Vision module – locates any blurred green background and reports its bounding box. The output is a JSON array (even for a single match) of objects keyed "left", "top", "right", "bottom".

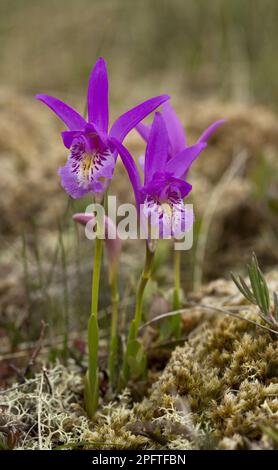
[{"left": 1, "top": 0, "right": 278, "bottom": 106}]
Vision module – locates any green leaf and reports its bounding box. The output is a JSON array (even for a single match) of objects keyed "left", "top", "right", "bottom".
[
  {"left": 159, "top": 314, "right": 181, "bottom": 341},
  {"left": 231, "top": 273, "right": 256, "bottom": 304},
  {"left": 273, "top": 293, "right": 278, "bottom": 321},
  {"left": 258, "top": 267, "right": 270, "bottom": 313},
  {"left": 88, "top": 315, "right": 99, "bottom": 379},
  {"left": 249, "top": 254, "right": 270, "bottom": 317},
  {"left": 86, "top": 315, "right": 99, "bottom": 417},
  {"left": 261, "top": 424, "right": 278, "bottom": 445},
  {"left": 248, "top": 261, "right": 261, "bottom": 306},
  {"left": 84, "top": 370, "right": 99, "bottom": 419},
  {"left": 122, "top": 320, "right": 140, "bottom": 384},
  {"left": 231, "top": 254, "right": 278, "bottom": 333},
  {"left": 127, "top": 339, "right": 147, "bottom": 379}
]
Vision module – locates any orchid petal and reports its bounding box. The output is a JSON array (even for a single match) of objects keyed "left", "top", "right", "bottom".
[
  {"left": 162, "top": 102, "right": 186, "bottom": 155},
  {"left": 138, "top": 154, "right": 145, "bottom": 171},
  {"left": 167, "top": 176, "right": 192, "bottom": 199},
  {"left": 61, "top": 130, "right": 82, "bottom": 149},
  {"left": 136, "top": 122, "right": 151, "bottom": 142},
  {"left": 197, "top": 119, "right": 226, "bottom": 144},
  {"left": 110, "top": 138, "right": 142, "bottom": 209},
  {"left": 145, "top": 112, "right": 168, "bottom": 183},
  {"left": 73, "top": 212, "right": 119, "bottom": 242},
  {"left": 87, "top": 57, "right": 109, "bottom": 133},
  {"left": 73, "top": 213, "right": 96, "bottom": 226},
  {"left": 36, "top": 94, "right": 86, "bottom": 130},
  {"left": 83, "top": 122, "right": 109, "bottom": 150},
  {"left": 109, "top": 94, "right": 170, "bottom": 143},
  {"left": 165, "top": 143, "right": 207, "bottom": 178},
  {"left": 61, "top": 122, "right": 107, "bottom": 150}
]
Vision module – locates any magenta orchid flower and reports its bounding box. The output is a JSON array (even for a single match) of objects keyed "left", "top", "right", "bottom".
[
  {"left": 136, "top": 102, "right": 225, "bottom": 176},
  {"left": 36, "top": 58, "right": 169, "bottom": 198},
  {"left": 111, "top": 112, "right": 205, "bottom": 238}
]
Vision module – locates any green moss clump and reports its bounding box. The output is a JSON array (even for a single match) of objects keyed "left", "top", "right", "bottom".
[{"left": 141, "top": 313, "right": 278, "bottom": 449}]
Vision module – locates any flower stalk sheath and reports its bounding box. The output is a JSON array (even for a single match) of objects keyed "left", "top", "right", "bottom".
[
  {"left": 173, "top": 248, "right": 181, "bottom": 310},
  {"left": 85, "top": 234, "right": 103, "bottom": 418},
  {"left": 172, "top": 248, "right": 182, "bottom": 335},
  {"left": 121, "top": 242, "right": 155, "bottom": 388},
  {"left": 108, "top": 271, "right": 120, "bottom": 388},
  {"left": 73, "top": 212, "right": 122, "bottom": 391}
]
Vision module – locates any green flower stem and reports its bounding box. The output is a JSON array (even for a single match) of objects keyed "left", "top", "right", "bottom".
[
  {"left": 121, "top": 242, "right": 155, "bottom": 387},
  {"left": 85, "top": 235, "right": 103, "bottom": 418},
  {"left": 173, "top": 248, "right": 181, "bottom": 310},
  {"left": 108, "top": 272, "right": 119, "bottom": 388}
]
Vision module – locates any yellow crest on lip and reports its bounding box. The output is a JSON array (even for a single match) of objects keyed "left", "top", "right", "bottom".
[
  {"left": 160, "top": 202, "right": 172, "bottom": 217},
  {"left": 78, "top": 153, "right": 93, "bottom": 187}
]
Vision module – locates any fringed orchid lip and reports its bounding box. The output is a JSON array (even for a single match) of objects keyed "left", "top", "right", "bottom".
[
  {"left": 141, "top": 176, "right": 193, "bottom": 238},
  {"left": 142, "top": 194, "right": 190, "bottom": 239},
  {"left": 36, "top": 57, "right": 170, "bottom": 199},
  {"left": 60, "top": 134, "right": 115, "bottom": 196}
]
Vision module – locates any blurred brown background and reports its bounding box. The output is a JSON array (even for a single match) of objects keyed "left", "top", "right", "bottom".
[{"left": 1, "top": 0, "right": 278, "bottom": 106}]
